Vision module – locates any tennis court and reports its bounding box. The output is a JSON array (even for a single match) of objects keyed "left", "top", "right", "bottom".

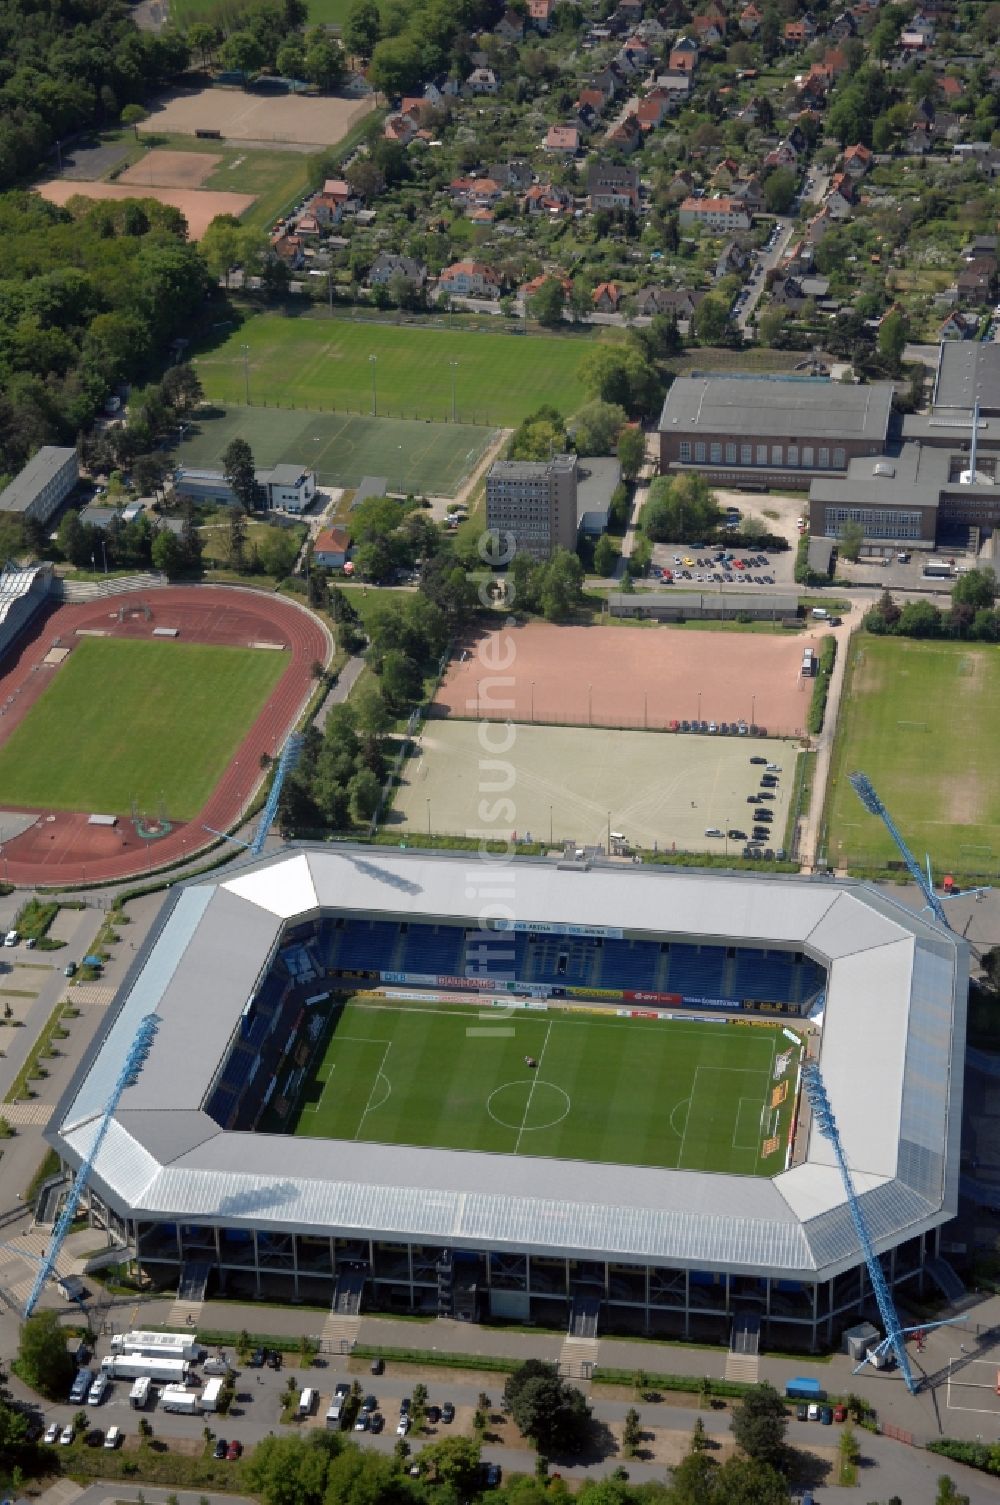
[{"left": 177, "top": 405, "right": 495, "bottom": 496}]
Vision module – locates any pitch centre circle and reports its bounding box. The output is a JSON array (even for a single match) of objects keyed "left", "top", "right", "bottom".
[{"left": 487, "top": 1079, "right": 570, "bottom": 1132}]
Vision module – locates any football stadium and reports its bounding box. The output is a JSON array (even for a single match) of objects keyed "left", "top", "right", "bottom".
[{"left": 49, "top": 846, "right": 967, "bottom": 1351}]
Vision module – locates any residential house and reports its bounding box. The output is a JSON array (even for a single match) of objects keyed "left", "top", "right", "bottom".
[
  {"left": 714, "top": 239, "right": 751, "bottom": 280},
  {"left": 841, "top": 143, "right": 873, "bottom": 177},
  {"left": 678, "top": 196, "right": 752, "bottom": 232},
  {"left": 384, "top": 113, "right": 417, "bottom": 146},
  {"left": 825, "top": 173, "right": 856, "bottom": 217},
  {"left": 771, "top": 273, "right": 831, "bottom": 308},
  {"left": 588, "top": 161, "right": 640, "bottom": 210},
  {"left": 523, "top": 181, "right": 574, "bottom": 215},
  {"left": 939, "top": 74, "right": 964, "bottom": 102},
  {"left": 592, "top": 65, "right": 623, "bottom": 100},
  {"left": 466, "top": 66, "right": 499, "bottom": 95},
  {"left": 592, "top": 282, "right": 621, "bottom": 312},
  {"left": 764, "top": 139, "right": 800, "bottom": 170},
  {"left": 784, "top": 16, "right": 816, "bottom": 46},
  {"left": 635, "top": 88, "right": 671, "bottom": 130},
  {"left": 804, "top": 205, "right": 835, "bottom": 244},
  {"left": 575, "top": 86, "right": 608, "bottom": 117},
  {"left": 313, "top": 526, "right": 350, "bottom": 569},
  {"left": 312, "top": 193, "right": 347, "bottom": 227},
  {"left": 939, "top": 309, "right": 980, "bottom": 340},
  {"left": 495, "top": 9, "right": 524, "bottom": 41},
  {"left": 528, "top": 0, "right": 555, "bottom": 31},
  {"left": 956, "top": 257, "right": 996, "bottom": 305},
  {"left": 733, "top": 175, "right": 765, "bottom": 213},
  {"left": 739, "top": 2, "right": 763, "bottom": 35},
  {"left": 901, "top": 18, "right": 934, "bottom": 49},
  {"left": 270, "top": 232, "right": 304, "bottom": 269},
  {"left": 621, "top": 35, "right": 653, "bottom": 65},
  {"left": 520, "top": 272, "right": 572, "bottom": 300},
  {"left": 438, "top": 260, "right": 502, "bottom": 298},
  {"left": 543, "top": 125, "right": 580, "bottom": 153},
  {"left": 368, "top": 253, "right": 427, "bottom": 289},
  {"left": 450, "top": 176, "right": 504, "bottom": 209},
  {"left": 490, "top": 161, "right": 533, "bottom": 191},
  {"left": 691, "top": 14, "right": 723, "bottom": 45},
  {"left": 829, "top": 9, "right": 857, "bottom": 39},
  {"left": 322, "top": 177, "right": 352, "bottom": 205},
  {"left": 606, "top": 115, "right": 643, "bottom": 153},
  {"left": 295, "top": 211, "right": 320, "bottom": 236},
  {"left": 635, "top": 285, "right": 704, "bottom": 319},
  {"left": 656, "top": 68, "right": 693, "bottom": 97},
  {"left": 668, "top": 36, "right": 699, "bottom": 71}
]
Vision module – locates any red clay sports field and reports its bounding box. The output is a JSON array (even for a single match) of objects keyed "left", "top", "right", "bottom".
[{"left": 0, "top": 585, "right": 329, "bottom": 887}]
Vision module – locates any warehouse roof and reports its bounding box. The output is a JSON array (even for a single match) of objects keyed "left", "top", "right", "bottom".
[
  {"left": 50, "top": 848, "right": 966, "bottom": 1282},
  {"left": 934, "top": 341, "right": 1000, "bottom": 413},
  {"left": 658, "top": 375, "right": 894, "bottom": 443}
]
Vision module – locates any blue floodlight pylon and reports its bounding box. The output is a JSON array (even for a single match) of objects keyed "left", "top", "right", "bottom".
[
  {"left": 801, "top": 1060, "right": 918, "bottom": 1394},
  {"left": 249, "top": 732, "right": 302, "bottom": 855},
  {"left": 23, "top": 1013, "right": 159, "bottom": 1317},
  {"left": 849, "top": 771, "right": 950, "bottom": 928}
]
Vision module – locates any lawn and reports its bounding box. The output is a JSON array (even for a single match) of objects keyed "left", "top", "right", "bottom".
[
  {"left": 278, "top": 998, "right": 798, "bottom": 1175},
  {"left": 824, "top": 635, "right": 1000, "bottom": 875},
  {"left": 193, "top": 313, "right": 596, "bottom": 427},
  {"left": 177, "top": 405, "right": 493, "bottom": 495},
  {"left": 0, "top": 638, "right": 285, "bottom": 820}
]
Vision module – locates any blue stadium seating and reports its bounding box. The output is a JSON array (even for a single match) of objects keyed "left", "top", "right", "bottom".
[{"left": 665, "top": 944, "right": 727, "bottom": 996}]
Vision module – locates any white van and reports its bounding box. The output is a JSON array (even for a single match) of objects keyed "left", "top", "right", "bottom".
[
  {"left": 299, "top": 1387, "right": 316, "bottom": 1418},
  {"left": 3, "top": 930, "right": 17, "bottom": 947},
  {"left": 203, "top": 1356, "right": 231, "bottom": 1376},
  {"left": 810, "top": 607, "right": 828, "bottom": 620}
]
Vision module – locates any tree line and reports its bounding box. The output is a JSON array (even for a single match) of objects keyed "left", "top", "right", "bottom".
[{"left": 863, "top": 570, "right": 1000, "bottom": 641}]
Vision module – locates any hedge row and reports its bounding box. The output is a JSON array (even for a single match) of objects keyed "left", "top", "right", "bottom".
[
  {"left": 593, "top": 1367, "right": 755, "bottom": 1399},
  {"left": 927, "top": 1439, "right": 1000, "bottom": 1476},
  {"left": 806, "top": 636, "right": 837, "bottom": 735}
]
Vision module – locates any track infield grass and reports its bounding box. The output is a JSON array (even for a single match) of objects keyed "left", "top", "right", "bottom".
[
  {"left": 825, "top": 635, "right": 1000, "bottom": 874},
  {"left": 279, "top": 998, "right": 797, "bottom": 1174},
  {"left": 193, "top": 313, "right": 598, "bottom": 426},
  {"left": 0, "top": 638, "right": 285, "bottom": 819},
  {"left": 178, "top": 405, "right": 494, "bottom": 495}
]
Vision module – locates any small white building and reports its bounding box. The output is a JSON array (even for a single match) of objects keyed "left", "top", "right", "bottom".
[{"left": 259, "top": 465, "right": 316, "bottom": 513}]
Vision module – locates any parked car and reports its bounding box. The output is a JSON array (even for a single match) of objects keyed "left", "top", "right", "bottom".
[
  {"left": 819, "top": 1406, "right": 833, "bottom": 1425},
  {"left": 370, "top": 1357, "right": 384, "bottom": 1375},
  {"left": 795, "top": 1404, "right": 808, "bottom": 1422},
  {"left": 59, "top": 1425, "right": 74, "bottom": 1446},
  {"left": 369, "top": 1413, "right": 385, "bottom": 1434},
  {"left": 213, "top": 1439, "right": 229, "bottom": 1459},
  {"left": 832, "top": 1404, "right": 846, "bottom": 1423},
  {"left": 104, "top": 1426, "right": 121, "bottom": 1449},
  {"left": 44, "top": 1423, "right": 59, "bottom": 1445},
  {"left": 227, "top": 1440, "right": 243, "bottom": 1460},
  {"left": 396, "top": 1416, "right": 411, "bottom": 1437},
  {"left": 441, "top": 1401, "right": 455, "bottom": 1424},
  {"left": 249, "top": 1349, "right": 265, "bottom": 1368}
]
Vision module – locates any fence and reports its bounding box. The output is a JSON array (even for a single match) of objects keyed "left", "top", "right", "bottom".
[
  {"left": 371, "top": 647, "right": 452, "bottom": 837},
  {"left": 429, "top": 708, "right": 808, "bottom": 741}
]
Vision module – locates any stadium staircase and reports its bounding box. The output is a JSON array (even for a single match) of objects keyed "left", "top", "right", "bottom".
[
  {"left": 925, "top": 1255, "right": 966, "bottom": 1306},
  {"left": 55, "top": 571, "right": 168, "bottom": 603},
  {"left": 725, "top": 1313, "right": 761, "bottom": 1383},
  {"left": 178, "top": 1259, "right": 211, "bottom": 1304},
  {"left": 332, "top": 1268, "right": 367, "bottom": 1316},
  {"left": 560, "top": 1293, "right": 600, "bottom": 1381}
]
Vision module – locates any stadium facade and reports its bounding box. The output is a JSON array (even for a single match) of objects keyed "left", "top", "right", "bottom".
[{"left": 49, "top": 847, "right": 967, "bottom": 1351}]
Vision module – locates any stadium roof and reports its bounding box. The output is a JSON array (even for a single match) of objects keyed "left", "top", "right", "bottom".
[
  {"left": 49, "top": 849, "right": 966, "bottom": 1282},
  {"left": 658, "top": 375, "right": 894, "bottom": 444}
]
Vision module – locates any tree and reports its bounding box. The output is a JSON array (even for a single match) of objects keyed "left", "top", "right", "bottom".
[
  {"left": 17, "top": 1311, "right": 74, "bottom": 1398},
  {"left": 380, "top": 649, "right": 422, "bottom": 708},
  {"left": 898, "top": 599, "right": 941, "bottom": 637},
  {"left": 503, "top": 1360, "right": 590, "bottom": 1455},
  {"left": 276, "top": 39, "right": 306, "bottom": 77},
  {"left": 305, "top": 31, "right": 345, "bottom": 89},
  {"left": 152, "top": 528, "right": 188, "bottom": 577},
  {"left": 574, "top": 400, "right": 627, "bottom": 456},
  {"left": 877, "top": 310, "right": 907, "bottom": 374},
  {"left": 840, "top": 520, "right": 865, "bottom": 562},
  {"left": 220, "top": 29, "right": 265, "bottom": 82},
  {"left": 693, "top": 292, "right": 734, "bottom": 346},
  {"left": 222, "top": 438, "right": 259, "bottom": 511},
  {"left": 256, "top": 526, "right": 300, "bottom": 579},
  {"left": 187, "top": 21, "right": 221, "bottom": 67},
  {"left": 617, "top": 426, "right": 645, "bottom": 481},
  {"left": 953, "top": 567, "right": 996, "bottom": 611},
  {"left": 763, "top": 166, "right": 798, "bottom": 214},
  {"left": 229, "top": 507, "right": 248, "bottom": 570},
  {"left": 621, "top": 1407, "right": 641, "bottom": 1458},
  {"left": 415, "top": 1436, "right": 481, "bottom": 1491},
  {"left": 348, "top": 767, "right": 380, "bottom": 822},
  {"left": 120, "top": 103, "right": 147, "bottom": 139},
  {"left": 539, "top": 548, "right": 584, "bottom": 621},
  {"left": 593, "top": 534, "right": 618, "bottom": 577},
  {"left": 345, "top": 0, "right": 381, "bottom": 56},
  {"left": 529, "top": 277, "right": 567, "bottom": 329},
  {"left": 729, "top": 1382, "right": 787, "bottom": 1472},
  {"left": 936, "top": 1478, "right": 970, "bottom": 1505},
  {"left": 368, "top": 34, "right": 424, "bottom": 96},
  {"left": 642, "top": 474, "right": 721, "bottom": 543}
]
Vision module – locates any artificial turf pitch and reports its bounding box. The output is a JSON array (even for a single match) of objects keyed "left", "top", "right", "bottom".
[
  {"left": 194, "top": 313, "right": 595, "bottom": 427},
  {"left": 177, "top": 405, "right": 493, "bottom": 496},
  {"left": 0, "top": 637, "right": 284, "bottom": 819},
  {"left": 825, "top": 635, "right": 1000, "bottom": 874},
  {"left": 284, "top": 999, "right": 797, "bottom": 1175}
]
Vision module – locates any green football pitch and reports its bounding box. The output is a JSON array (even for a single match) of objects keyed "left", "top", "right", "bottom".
[
  {"left": 193, "top": 314, "right": 596, "bottom": 427},
  {"left": 0, "top": 638, "right": 284, "bottom": 819},
  {"left": 825, "top": 635, "right": 1000, "bottom": 874},
  {"left": 282, "top": 999, "right": 798, "bottom": 1175},
  {"left": 177, "top": 405, "right": 494, "bottom": 497}
]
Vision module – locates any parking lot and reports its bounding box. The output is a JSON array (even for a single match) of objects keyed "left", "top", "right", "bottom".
[{"left": 649, "top": 539, "right": 796, "bottom": 589}]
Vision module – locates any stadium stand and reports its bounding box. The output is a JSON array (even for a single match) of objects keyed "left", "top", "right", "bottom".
[{"left": 0, "top": 562, "right": 52, "bottom": 661}]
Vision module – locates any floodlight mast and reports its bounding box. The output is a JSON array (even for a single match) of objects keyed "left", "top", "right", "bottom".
[
  {"left": 204, "top": 732, "right": 303, "bottom": 854},
  {"left": 24, "top": 1013, "right": 159, "bottom": 1318},
  {"left": 801, "top": 1061, "right": 918, "bottom": 1394},
  {"left": 849, "top": 771, "right": 949, "bottom": 927}
]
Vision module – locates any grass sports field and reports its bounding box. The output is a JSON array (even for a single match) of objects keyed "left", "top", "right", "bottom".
[
  {"left": 825, "top": 635, "right": 1000, "bottom": 873},
  {"left": 0, "top": 638, "right": 284, "bottom": 819},
  {"left": 284, "top": 998, "right": 798, "bottom": 1174},
  {"left": 194, "top": 313, "right": 597, "bottom": 426},
  {"left": 178, "top": 405, "right": 493, "bottom": 495}
]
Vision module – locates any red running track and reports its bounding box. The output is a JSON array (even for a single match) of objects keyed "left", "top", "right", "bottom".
[{"left": 0, "top": 585, "right": 330, "bottom": 887}]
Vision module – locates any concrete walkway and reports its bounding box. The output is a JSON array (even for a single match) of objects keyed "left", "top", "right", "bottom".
[{"left": 314, "top": 655, "right": 365, "bottom": 731}]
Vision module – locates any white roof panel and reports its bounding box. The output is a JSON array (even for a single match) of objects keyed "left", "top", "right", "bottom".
[{"left": 224, "top": 853, "right": 318, "bottom": 918}]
